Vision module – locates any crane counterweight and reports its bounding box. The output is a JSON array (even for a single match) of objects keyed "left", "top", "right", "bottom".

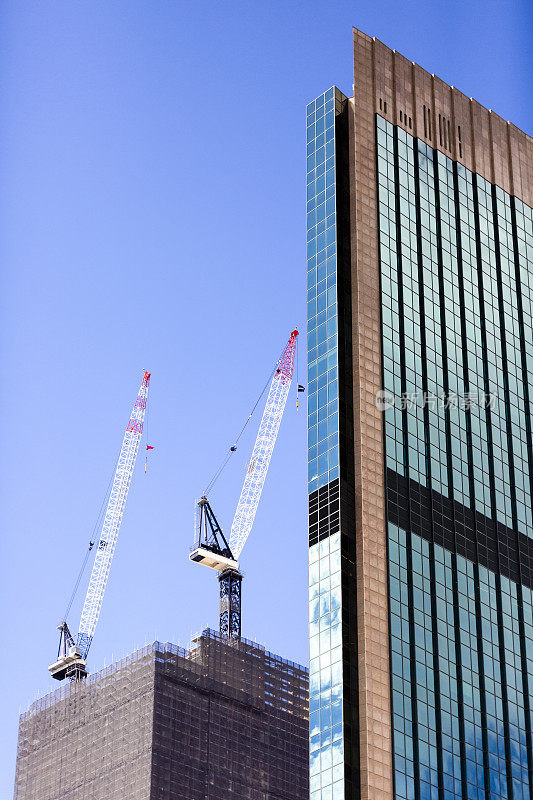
[
  {"left": 48, "top": 622, "right": 87, "bottom": 682},
  {"left": 189, "top": 547, "right": 239, "bottom": 571}
]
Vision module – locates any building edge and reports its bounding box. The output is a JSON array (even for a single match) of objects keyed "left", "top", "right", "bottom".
[{"left": 349, "top": 30, "right": 393, "bottom": 800}]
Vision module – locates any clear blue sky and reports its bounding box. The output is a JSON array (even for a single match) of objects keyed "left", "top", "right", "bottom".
[{"left": 1, "top": 0, "right": 531, "bottom": 793}]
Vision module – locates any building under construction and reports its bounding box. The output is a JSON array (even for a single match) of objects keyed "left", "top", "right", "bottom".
[
  {"left": 14, "top": 629, "right": 308, "bottom": 800},
  {"left": 14, "top": 340, "right": 307, "bottom": 799}
]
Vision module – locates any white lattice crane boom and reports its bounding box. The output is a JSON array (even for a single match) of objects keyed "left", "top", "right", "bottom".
[
  {"left": 49, "top": 371, "right": 151, "bottom": 681},
  {"left": 229, "top": 330, "right": 298, "bottom": 559},
  {"left": 190, "top": 330, "right": 298, "bottom": 640}
]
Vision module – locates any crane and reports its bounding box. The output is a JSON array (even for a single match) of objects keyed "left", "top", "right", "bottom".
[
  {"left": 190, "top": 329, "right": 298, "bottom": 639},
  {"left": 48, "top": 371, "right": 151, "bottom": 681}
]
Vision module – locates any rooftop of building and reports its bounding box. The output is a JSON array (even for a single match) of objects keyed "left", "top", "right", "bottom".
[
  {"left": 348, "top": 27, "right": 532, "bottom": 205},
  {"left": 353, "top": 27, "right": 531, "bottom": 141},
  {"left": 22, "top": 628, "right": 308, "bottom": 721}
]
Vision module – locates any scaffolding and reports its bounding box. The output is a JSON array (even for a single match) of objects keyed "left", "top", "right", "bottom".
[{"left": 14, "top": 630, "right": 309, "bottom": 799}]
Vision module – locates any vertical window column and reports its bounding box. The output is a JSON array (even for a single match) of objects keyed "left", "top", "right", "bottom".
[
  {"left": 456, "top": 167, "right": 492, "bottom": 521},
  {"left": 435, "top": 152, "right": 470, "bottom": 507},
  {"left": 509, "top": 196, "right": 533, "bottom": 797},
  {"left": 415, "top": 140, "right": 448, "bottom": 495},
  {"left": 492, "top": 187, "right": 533, "bottom": 798},
  {"left": 388, "top": 524, "right": 416, "bottom": 800},
  {"left": 434, "top": 542, "right": 464, "bottom": 800},
  {"left": 377, "top": 116, "right": 404, "bottom": 476},
  {"left": 493, "top": 190, "right": 533, "bottom": 538},
  {"left": 397, "top": 129, "right": 426, "bottom": 487},
  {"left": 307, "top": 87, "right": 346, "bottom": 800},
  {"left": 456, "top": 554, "right": 487, "bottom": 800},
  {"left": 473, "top": 176, "right": 515, "bottom": 799},
  {"left": 411, "top": 137, "right": 444, "bottom": 799},
  {"left": 307, "top": 89, "right": 341, "bottom": 497}
]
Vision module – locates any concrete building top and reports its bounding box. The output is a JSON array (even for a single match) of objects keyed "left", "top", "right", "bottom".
[{"left": 353, "top": 28, "right": 533, "bottom": 206}]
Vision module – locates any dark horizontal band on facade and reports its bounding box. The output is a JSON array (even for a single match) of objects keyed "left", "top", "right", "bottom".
[
  {"left": 386, "top": 467, "right": 533, "bottom": 590},
  {"left": 309, "top": 478, "right": 340, "bottom": 548},
  {"left": 308, "top": 477, "right": 357, "bottom": 549}
]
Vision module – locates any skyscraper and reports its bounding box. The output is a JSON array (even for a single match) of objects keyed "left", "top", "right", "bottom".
[
  {"left": 307, "top": 29, "right": 533, "bottom": 800},
  {"left": 14, "top": 630, "right": 308, "bottom": 799}
]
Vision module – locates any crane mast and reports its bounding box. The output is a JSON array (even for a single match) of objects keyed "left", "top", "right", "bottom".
[
  {"left": 49, "top": 371, "right": 151, "bottom": 681},
  {"left": 190, "top": 330, "right": 298, "bottom": 639}
]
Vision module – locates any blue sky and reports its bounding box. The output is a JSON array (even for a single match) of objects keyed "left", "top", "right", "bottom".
[{"left": 1, "top": 0, "right": 531, "bottom": 792}]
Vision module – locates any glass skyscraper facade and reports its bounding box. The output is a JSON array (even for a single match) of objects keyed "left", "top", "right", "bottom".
[
  {"left": 307, "top": 29, "right": 533, "bottom": 800},
  {"left": 378, "top": 115, "right": 533, "bottom": 800},
  {"left": 307, "top": 86, "right": 358, "bottom": 800}
]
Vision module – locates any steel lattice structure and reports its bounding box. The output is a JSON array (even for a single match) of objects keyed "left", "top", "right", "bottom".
[
  {"left": 229, "top": 330, "right": 298, "bottom": 560},
  {"left": 190, "top": 330, "right": 298, "bottom": 640},
  {"left": 76, "top": 371, "right": 151, "bottom": 660},
  {"left": 219, "top": 569, "right": 242, "bottom": 639}
]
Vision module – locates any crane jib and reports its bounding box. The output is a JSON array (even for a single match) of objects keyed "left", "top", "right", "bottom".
[
  {"left": 48, "top": 371, "right": 151, "bottom": 682},
  {"left": 189, "top": 329, "right": 298, "bottom": 641},
  {"left": 229, "top": 330, "right": 298, "bottom": 561}
]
